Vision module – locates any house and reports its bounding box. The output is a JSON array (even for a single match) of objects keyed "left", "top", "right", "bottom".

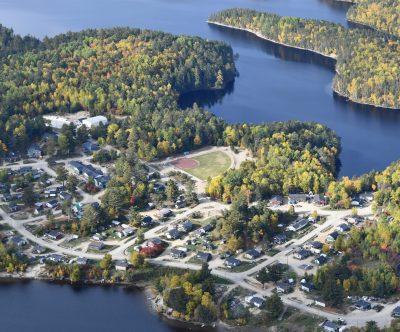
[
  {"left": 115, "top": 260, "right": 129, "bottom": 271},
  {"left": 2, "top": 193, "right": 12, "bottom": 202},
  {"left": 294, "top": 249, "right": 312, "bottom": 260},
  {"left": 94, "top": 175, "right": 110, "bottom": 189},
  {"left": 178, "top": 220, "right": 193, "bottom": 233},
  {"left": 287, "top": 219, "right": 308, "bottom": 232},
  {"left": 44, "top": 188, "right": 58, "bottom": 198},
  {"left": 153, "top": 182, "right": 165, "bottom": 193},
  {"left": 251, "top": 297, "right": 265, "bottom": 308},
  {"left": 82, "top": 116, "right": 108, "bottom": 128},
  {"left": 392, "top": 306, "right": 400, "bottom": 317},
  {"left": 196, "top": 223, "right": 214, "bottom": 237},
  {"left": 313, "top": 194, "right": 326, "bottom": 205},
  {"left": 326, "top": 231, "right": 339, "bottom": 242},
  {"left": 175, "top": 199, "right": 186, "bottom": 209},
  {"left": 245, "top": 248, "right": 261, "bottom": 260},
  {"left": 196, "top": 251, "right": 212, "bottom": 263},
  {"left": 7, "top": 203, "right": 19, "bottom": 212},
  {"left": 27, "top": 144, "right": 43, "bottom": 159},
  {"left": 46, "top": 199, "right": 59, "bottom": 209},
  {"left": 88, "top": 242, "right": 105, "bottom": 251},
  {"left": 76, "top": 257, "right": 88, "bottom": 265},
  {"left": 336, "top": 223, "right": 351, "bottom": 233},
  {"left": 276, "top": 282, "right": 293, "bottom": 293},
  {"left": 224, "top": 257, "right": 241, "bottom": 268},
  {"left": 308, "top": 241, "right": 323, "bottom": 254},
  {"left": 59, "top": 191, "right": 72, "bottom": 201},
  {"left": 47, "top": 254, "right": 65, "bottom": 263},
  {"left": 158, "top": 208, "right": 172, "bottom": 219},
  {"left": 274, "top": 233, "right": 287, "bottom": 244},
  {"left": 82, "top": 141, "right": 100, "bottom": 154},
  {"left": 270, "top": 195, "right": 283, "bottom": 207},
  {"left": 111, "top": 220, "right": 121, "bottom": 227},
  {"left": 92, "top": 233, "right": 104, "bottom": 241},
  {"left": 355, "top": 299, "right": 371, "bottom": 311},
  {"left": 314, "top": 254, "right": 328, "bottom": 265},
  {"left": 288, "top": 193, "right": 309, "bottom": 204},
  {"left": 321, "top": 320, "right": 340, "bottom": 332},
  {"left": 170, "top": 248, "right": 186, "bottom": 258},
  {"left": 69, "top": 160, "right": 85, "bottom": 174},
  {"left": 9, "top": 236, "right": 27, "bottom": 247},
  {"left": 32, "top": 245, "right": 46, "bottom": 254},
  {"left": 46, "top": 230, "right": 63, "bottom": 240},
  {"left": 166, "top": 228, "right": 181, "bottom": 240},
  {"left": 141, "top": 216, "right": 154, "bottom": 227},
  {"left": 300, "top": 282, "right": 315, "bottom": 293}
]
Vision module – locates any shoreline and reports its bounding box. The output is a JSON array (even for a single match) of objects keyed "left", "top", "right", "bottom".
[
  {"left": 207, "top": 20, "right": 400, "bottom": 111},
  {"left": 0, "top": 272, "right": 223, "bottom": 330}
]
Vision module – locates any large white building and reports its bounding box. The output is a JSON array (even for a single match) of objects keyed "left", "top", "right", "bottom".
[{"left": 82, "top": 116, "right": 108, "bottom": 128}]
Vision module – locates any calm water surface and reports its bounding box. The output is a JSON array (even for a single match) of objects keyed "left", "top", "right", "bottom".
[
  {"left": 0, "top": 1, "right": 399, "bottom": 329},
  {"left": 2, "top": 0, "right": 398, "bottom": 176}
]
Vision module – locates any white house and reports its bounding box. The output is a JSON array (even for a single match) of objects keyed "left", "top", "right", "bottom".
[{"left": 82, "top": 116, "right": 108, "bottom": 128}]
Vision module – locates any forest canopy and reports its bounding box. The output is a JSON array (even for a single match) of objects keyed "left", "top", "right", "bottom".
[
  {"left": 347, "top": 0, "right": 400, "bottom": 37},
  {"left": 209, "top": 8, "right": 400, "bottom": 109},
  {"left": 0, "top": 26, "right": 236, "bottom": 153}
]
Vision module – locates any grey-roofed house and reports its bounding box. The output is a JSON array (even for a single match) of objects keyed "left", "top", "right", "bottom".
[
  {"left": 245, "top": 249, "right": 261, "bottom": 260},
  {"left": 300, "top": 282, "right": 315, "bottom": 293},
  {"left": 170, "top": 248, "right": 186, "bottom": 258},
  {"left": 141, "top": 216, "right": 154, "bottom": 227},
  {"left": 76, "top": 257, "right": 89, "bottom": 265},
  {"left": 250, "top": 296, "right": 265, "bottom": 308},
  {"left": 59, "top": 191, "right": 72, "bottom": 201},
  {"left": 158, "top": 208, "right": 172, "bottom": 219},
  {"left": 326, "top": 231, "right": 339, "bottom": 242},
  {"left": 314, "top": 254, "right": 328, "bottom": 265},
  {"left": 321, "top": 320, "right": 340, "bottom": 332},
  {"left": 178, "top": 220, "right": 193, "bottom": 233},
  {"left": 288, "top": 193, "right": 309, "bottom": 204},
  {"left": 294, "top": 249, "right": 312, "bottom": 260},
  {"left": 392, "top": 306, "right": 400, "bottom": 317},
  {"left": 115, "top": 260, "right": 129, "bottom": 271},
  {"left": 287, "top": 219, "right": 309, "bottom": 232},
  {"left": 46, "top": 230, "right": 63, "bottom": 240},
  {"left": 82, "top": 141, "right": 100, "bottom": 154},
  {"left": 276, "top": 282, "right": 293, "bottom": 293},
  {"left": 224, "top": 257, "right": 241, "bottom": 268},
  {"left": 196, "top": 252, "right": 211, "bottom": 263},
  {"left": 355, "top": 299, "right": 371, "bottom": 311},
  {"left": 32, "top": 244, "right": 46, "bottom": 254},
  {"left": 274, "top": 233, "right": 287, "bottom": 244},
  {"left": 9, "top": 236, "right": 27, "bottom": 247},
  {"left": 88, "top": 242, "right": 105, "bottom": 251},
  {"left": 336, "top": 223, "right": 351, "bottom": 233},
  {"left": 27, "top": 144, "right": 43, "bottom": 159},
  {"left": 309, "top": 241, "right": 323, "bottom": 254},
  {"left": 166, "top": 228, "right": 181, "bottom": 240}
]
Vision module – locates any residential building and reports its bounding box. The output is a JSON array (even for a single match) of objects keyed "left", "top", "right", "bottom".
[
  {"left": 141, "top": 216, "right": 154, "bottom": 227},
  {"left": 321, "top": 320, "right": 340, "bottom": 332},
  {"left": 336, "top": 223, "right": 351, "bottom": 233},
  {"left": 288, "top": 193, "right": 309, "bottom": 204},
  {"left": 276, "top": 282, "right": 292, "bottom": 293},
  {"left": 314, "top": 254, "right": 328, "bottom": 265},
  {"left": 245, "top": 248, "right": 261, "bottom": 260},
  {"left": 158, "top": 208, "right": 172, "bottom": 219},
  {"left": 46, "top": 230, "right": 63, "bottom": 240},
  {"left": 269, "top": 195, "right": 283, "bottom": 207},
  {"left": 115, "top": 260, "right": 129, "bottom": 271},
  {"left": 82, "top": 116, "right": 108, "bottom": 128},
  {"left": 166, "top": 228, "right": 181, "bottom": 240},
  {"left": 27, "top": 144, "right": 43, "bottom": 159},
  {"left": 170, "top": 248, "right": 186, "bottom": 258},
  {"left": 88, "top": 242, "right": 105, "bottom": 251},
  {"left": 294, "top": 249, "right": 312, "bottom": 260},
  {"left": 224, "top": 257, "right": 241, "bottom": 268},
  {"left": 354, "top": 299, "right": 371, "bottom": 311},
  {"left": 196, "top": 252, "right": 212, "bottom": 263},
  {"left": 287, "top": 219, "right": 309, "bottom": 232},
  {"left": 326, "top": 231, "right": 339, "bottom": 242},
  {"left": 178, "top": 220, "right": 193, "bottom": 233}
]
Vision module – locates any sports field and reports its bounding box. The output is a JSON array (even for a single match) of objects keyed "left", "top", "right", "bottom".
[{"left": 171, "top": 151, "right": 231, "bottom": 180}]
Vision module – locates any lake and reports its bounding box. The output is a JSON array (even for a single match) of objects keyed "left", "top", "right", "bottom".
[
  {"left": 0, "top": 280, "right": 222, "bottom": 332},
  {"left": 1, "top": 0, "right": 399, "bottom": 176},
  {"left": 0, "top": 0, "right": 399, "bottom": 330}
]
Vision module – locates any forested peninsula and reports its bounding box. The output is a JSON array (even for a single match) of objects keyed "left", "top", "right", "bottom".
[
  {"left": 0, "top": 25, "right": 236, "bottom": 155},
  {"left": 347, "top": 0, "right": 400, "bottom": 37},
  {"left": 208, "top": 8, "right": 400, "bottom": 110}
]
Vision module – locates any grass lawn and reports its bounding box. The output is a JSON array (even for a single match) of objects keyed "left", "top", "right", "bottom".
[{"left": 185, "top": 151, "right": 231, "bottom": 180}]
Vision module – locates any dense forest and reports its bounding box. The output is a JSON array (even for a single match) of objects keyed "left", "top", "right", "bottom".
[
  {"left": 209, "top": 8, "right": 400, "bottom": 109},
  {"left": 0, "top": 24, "right": 39, "bottom": 56},
  {"left": 347, "top": 0, "right": 400, "bottom": 37},
  {"left": 0, "top": 26, "right": 236, "bottom": 154},
  {"left": 207, "top": 121, "right": 340, "bottom": 201}
]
